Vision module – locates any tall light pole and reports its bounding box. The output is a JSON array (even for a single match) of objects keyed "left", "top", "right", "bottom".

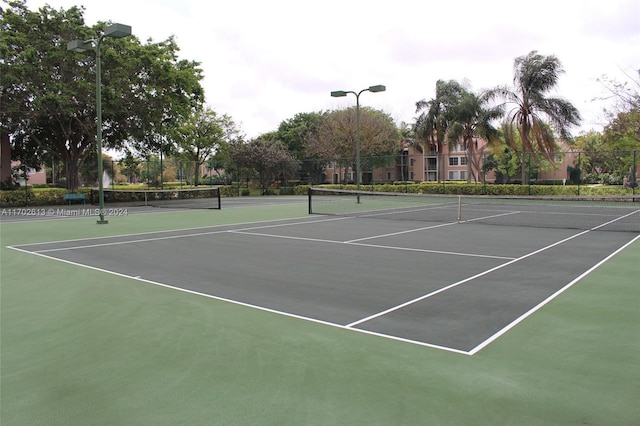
[
  {"left": 68, "top": 23, "right": 132, "bottom": 224},
  {"left": 331, "top": 84, "right": 385, "bottom": 190}
]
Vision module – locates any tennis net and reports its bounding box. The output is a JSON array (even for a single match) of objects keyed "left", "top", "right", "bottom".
[
  {"left": 308, "top": 188, "right": 640, "bottom": 233},
  {"left": 91, "top": 187, "right": 221, "bottom": 209}
]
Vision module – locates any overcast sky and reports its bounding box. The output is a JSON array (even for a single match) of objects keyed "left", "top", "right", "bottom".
[{"left": 27, "top": 0, "right": 640, "bottom": 139}]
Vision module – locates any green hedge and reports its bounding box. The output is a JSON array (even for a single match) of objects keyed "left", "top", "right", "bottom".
[
  {"left": 2, "top": 184, "right": 636, "bottom": 208},
  {"left": 219, "top": 185, "right": 238, "bottom": 198},
  {"left": 307, "top": 183, "right": 637, "bottom": 197},
  {"left": 0, "top": 188, "right": 92, "bottom": 207}
]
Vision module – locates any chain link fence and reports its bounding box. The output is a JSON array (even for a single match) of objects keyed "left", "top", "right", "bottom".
[
  {"left": 303, "top": 150, "right": 638, "bottom": 194},
  {"left": 1, "top": 150, "right": 638, "bottom": 207}
]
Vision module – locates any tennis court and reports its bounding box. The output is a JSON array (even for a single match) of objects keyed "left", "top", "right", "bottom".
[
  {"left": 2, "top": 194, "right": 639, "bottom": 425},
  {"left": 9, "top": 192, "right": 639, "bottom": 354}
]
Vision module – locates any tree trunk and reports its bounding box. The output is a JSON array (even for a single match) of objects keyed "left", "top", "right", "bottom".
[
  {"left": 0, "top": 130, "right": 11, "bottom": 185},
  {"left": 65, "top": 155, "right": 81, "bottom": 191}
]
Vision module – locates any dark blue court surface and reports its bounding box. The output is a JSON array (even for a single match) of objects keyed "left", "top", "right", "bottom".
[{"left": 11, "top": 215, "right": 639, "bottom": 354}]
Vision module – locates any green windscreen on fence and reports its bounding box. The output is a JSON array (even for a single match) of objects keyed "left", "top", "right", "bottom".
[{"left": 308, "top": 188, "right": 640, "bottom": 233}]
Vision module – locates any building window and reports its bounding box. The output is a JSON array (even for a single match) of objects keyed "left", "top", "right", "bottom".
[
  {"left": 410, "top": 158, "right": 415, "bottom": 166},
  {"left": 460, "top": 171, "right": 467, "bottom": 180},
  {"left": 448, "top": 171, "right": 459, "bottom": 180},
  {"left": 449, "top": 157, "right": 459, "bottom": 166},
  {"left": 460, "top": 156, "right": 467, "bottom": 166},
  {"left": 386, "top": 171, "right": 394, "bottom": 180},
  {"left": 427, "top": 157, "right": 437, "bottom": 170}
]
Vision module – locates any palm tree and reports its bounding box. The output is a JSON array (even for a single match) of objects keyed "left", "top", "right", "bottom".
[
  {"left": 490, "top": 51, "right": 581, "bottom": 182},
  {"left": 447, "top": 91, "right": 503, "bottom": 182},
  {"left": 399, "top": 121, "right": 420, "bottom": 152},
  {"left": 414, "top": 80, "right": 466, "bottom": 182},
  {"left": 397, "top": 121, "right": 420, "bottom": 181}
]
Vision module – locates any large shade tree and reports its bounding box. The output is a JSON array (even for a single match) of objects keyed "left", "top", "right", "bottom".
[
  {"left": 228, "top": 139, "right": 300, "bottom": 194},
  {"left": 173, "top": 107, "right": 242, "bottom": 186},
  {"left": 490, "top": 50, "right": 581, "bottom": 182},
  {"left": 596, "top": 68, "right": 640, "bottom": 120},
  {"left": 0, "top": 1, "right": 203, "bottom": 190},
  {"left": 274, "top": 111, "right": 326, "bottom": 183},
  {"left": 308, "top": 107, "right": 400, "bottom": 182},
  {"left": 584, "top": 69, "right": 640, "bottom": 185}
]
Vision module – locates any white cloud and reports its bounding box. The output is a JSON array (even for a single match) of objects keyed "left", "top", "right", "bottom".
[{"left": 27, "top": 0, "right": 640, "bottom": 138}]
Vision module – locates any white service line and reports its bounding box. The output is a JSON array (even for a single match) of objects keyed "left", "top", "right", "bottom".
[
  {"left": 18, "top": 216, "right": 350, "bottom": 253},
  {"left": 229, "top": 229, "right": 515, "bottom": 260},
  {"left": 344, "top": 221, "right": 459, "bottom": 243},
  {"left": 346, "top": 206, "right": 640, "bottom": 330},
  {"left": 345, "top": 228, "right": 592, "bottom": 328}
]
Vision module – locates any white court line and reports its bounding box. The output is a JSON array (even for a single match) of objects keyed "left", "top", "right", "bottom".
[
  {"left": 18, "top": 216, "right": 350, "bottom": 253},
  {"left": 32, "top": 229, "right": 231, "bottom": 253},
  {"left": 9, "top": 215, "right": 324, "bottom": 248},
  {"left": 8, "top": 230, "right": 637, "bottom": 356},
  {"left": 345, "top": 228, "right": 593, "bottom": 328},
  {"left": 230, "top": 229, "right": 515, "bottom": 260},
  {"left": 24, "top": 211, "right": 516, "bottom": 260},
  {"left": 591, "top": 208, "right": 640, "bottom": 230},
  {"left": 461, "top": 210, "right": 522, "bottom": 223},
  {"left": 348, "top": 241, "right": 515, "bottom": 260},
  {"left": 8, "top": 208, "right": 638, "bottom": 355},
  {"left": 467, "top": 233, "right": 640, "bottom": 355},
  {"left": 224, "top": 215, "right": 350, "bottom": 232},
  {"left": 229, "top": 230, "right": 341, "bottom": 245},
  {"left": 6, "top": 245, "right": 471, "bottom": 355},
  {"left": 357, "top": 204, "right": 458, "bottom": 219},
  {"left": 346, "top": 209, "right": 640, "bottom": 332},
  {"left": 344, "top": 221, "right": 459, "bottom": 243},
  {"left": 345, "top": 210, "right": 521, "bottom": 243}
]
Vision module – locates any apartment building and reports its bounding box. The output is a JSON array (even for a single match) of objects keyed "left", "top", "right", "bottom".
[
  {"left": 9, "top": 161, "right": 47, "bottom": 185},
  {"left": 322, "top": 140, "right": 581, "bottom": 184}
]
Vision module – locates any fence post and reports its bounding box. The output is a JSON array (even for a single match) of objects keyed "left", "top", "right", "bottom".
[
  {"left": 634, "top": 150, "right": 638, "bottom": 196},
  {"left": 482, "top": 153, "right": 487, "bottom": 195},
  {"left": 442, "top": 153, "right": 446, "bottom": 193},
  {"left": 24, "top": 165, "right": 29, "bottom": 206},
  {"left": 236, "top": 163, "right": 241, "bottom": 196},
  {"left": 527, "top": 152, "right": 532, "bottom": 195},
  {"left": 577, "top": 152, "right": 581, "bottom": 195}
]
